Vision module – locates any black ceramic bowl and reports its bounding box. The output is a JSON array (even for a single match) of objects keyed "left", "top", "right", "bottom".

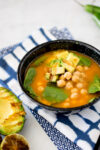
[{"left": 18, "top": 40, "right": 100, "bottom": 112}]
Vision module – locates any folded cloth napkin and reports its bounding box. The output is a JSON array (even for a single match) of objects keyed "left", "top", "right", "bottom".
[{"left": 0, "top": 27, "right": 100, "bottom": 150}]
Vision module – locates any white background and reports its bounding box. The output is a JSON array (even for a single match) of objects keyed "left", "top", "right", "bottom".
[
  {"left": 0, "top": 0, "right": 100, "bottom": 49},
  {"left": 0, "top": 0, "right": 100, "bottom": 150}
]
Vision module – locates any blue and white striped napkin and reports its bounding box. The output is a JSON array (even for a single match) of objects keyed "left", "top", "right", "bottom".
[{"left": 0, "top": 27, "right": 100, "bottom": 150}]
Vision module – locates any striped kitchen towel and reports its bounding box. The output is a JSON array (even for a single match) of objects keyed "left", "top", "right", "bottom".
[{"left": 0, "top": 27, "right": 100, "bottom": 150}]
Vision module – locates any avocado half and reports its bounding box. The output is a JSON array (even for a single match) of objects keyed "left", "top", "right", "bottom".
[{"left": 0, "top": 87, "right": 26, "bottom": 135}]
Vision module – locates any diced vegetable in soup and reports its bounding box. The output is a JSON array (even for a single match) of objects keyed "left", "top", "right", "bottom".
[{"left": 24, "top": 50, "right": 100, "bottom": 108}]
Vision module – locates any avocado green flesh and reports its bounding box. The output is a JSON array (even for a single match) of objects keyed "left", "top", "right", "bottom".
[{"left": 0, "top": 87, "right": 25, "bottom": 135}]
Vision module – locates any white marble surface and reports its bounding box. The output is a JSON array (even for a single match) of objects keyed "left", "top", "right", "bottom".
[
  {"left": 0, "top": 0, "right": 100, "bottom": 150},
  {"left": 20, "top": 106, "right": 57, "bottom": 150}
]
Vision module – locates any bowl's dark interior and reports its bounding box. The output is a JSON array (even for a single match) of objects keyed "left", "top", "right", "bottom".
[{"left": 18, "top": 40, "right": 100, "bottom": 112}]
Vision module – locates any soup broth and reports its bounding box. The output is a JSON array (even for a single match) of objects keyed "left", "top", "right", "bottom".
[{"left": 24, "top": 50, "right": 100, "bottom": 108}]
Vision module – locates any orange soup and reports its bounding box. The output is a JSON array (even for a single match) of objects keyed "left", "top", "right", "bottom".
[{"left": 24, "top": 50, "right": 100, "bottom": 108}]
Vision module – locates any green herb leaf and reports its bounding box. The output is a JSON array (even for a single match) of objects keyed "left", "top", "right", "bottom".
[
  {"left": 24, "top": 67, "right": 36, "bottom": 97},
  {"left": 78, "top": 56, "right": 91, "bottom": 66},
  {"left": 43, "top": 85, "right": 68, "bottom": 103},
  {"left": 26, "top": 86, "right": 36, "bottom": 98},
  {"left": 50, "top": 59, "right": 58, "bottom": 65},
  {"left": 88, "top": 75, "right": 100, "bottom": 93},
  {"left": 24, "top": 67, "right": 36, "bottom": 88},
  {"left": 93, "top": 12, "right": 100, "bottom": 28},
  {"left": 85, "top": 4, "right": 100, "bottom": 14},
  {"left": 34, "top": 55, "right": 47, "bottom": 66},
  {"left": 89, "top": 98, "right": 95, "bottom": 103},
  {"left": 50, "top": 58, "right": 63, "bottom": 67}
]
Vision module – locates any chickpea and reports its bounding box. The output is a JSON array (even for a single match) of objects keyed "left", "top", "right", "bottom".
[
  {"left": 73, "top": 71, "right": 81, "bottom": 77},
  {"left": 70, "top": 92, "right": 78, "bottom": 99},
  {"left": 72, "top": 75, "right": 79, "bottom": 83},
  {"left": 80, "top": 89, "right": 87, "bottom": 94},
  {"left": 84, "top": 66, "right": 89, "bottom": 71},
  {"left": 65, "top": 81, "right": 73, "bottom": 89},
  {"left": 76, "top": 65, "right": 83, "bottom": 72},
  {"left": 71, "top": 88, "right": 78, "bottom": 93},
  {"left": 60, "top": 75, "right": 65, "bottom": 80},
  {"left": 76, "top": 83, "right": 84, "bottom": 89},
  {"left": 57, "top": 79, "right": 66, "bottom": 88},
  {"left": 64, "top": 72, "right": 72, "bottom": 80},
  {"left": 38, "top": 86, "right": 44, "bottom": 92}
]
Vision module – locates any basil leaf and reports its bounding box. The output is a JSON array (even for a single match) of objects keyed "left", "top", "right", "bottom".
[
  {"left": 34, "top": 55, "right": 47, "bottom": 66},
  {"left": 24, "top": 67, "right": 36, "bottom": 97},
  {"left": 26, "top": 86, "right": 36, "bottom": 98},
  {"left": 78, "top": 56, "right": 91, "bottom": 66},
  {"left": 88, "top": 75, "right": 100, "bottom": 93},
  {"left": 43, "top": 85, "right": 68, "bottom": 103},
  {"left": 24, "top": 67, "right": 36, "bottom": 88}
]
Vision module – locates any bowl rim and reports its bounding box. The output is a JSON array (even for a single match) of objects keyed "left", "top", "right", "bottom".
[{"left": 18, "top": 39, "right": 100, "bottom": 112}]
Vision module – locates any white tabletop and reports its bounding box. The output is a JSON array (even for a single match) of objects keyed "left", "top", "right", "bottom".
[{"left": 0, "top": 0, "right": 100, "bottom": 150}]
